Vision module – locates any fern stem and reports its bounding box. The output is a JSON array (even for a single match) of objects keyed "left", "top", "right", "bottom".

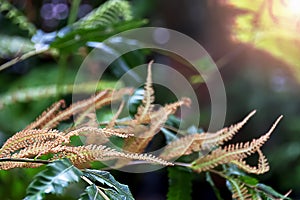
[
  {"left": 0, "top": 158, "right": 50, "bottom": 164},
  {"left": 68, "top": 0, "right": 81, "bottom": 25},
  {"left": 173, "top": 162, "right": 192, "bottom": 168},
  {"left": 0, "top": 47, "right": 48, "bottom": 71}
]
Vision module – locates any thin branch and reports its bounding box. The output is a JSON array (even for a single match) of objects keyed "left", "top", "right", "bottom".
[{"left": 0, "top": 158, "right": 51, "bottom": 164}]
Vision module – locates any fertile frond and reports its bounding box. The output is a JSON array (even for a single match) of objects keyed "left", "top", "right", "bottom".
[
  {"left": 191, "top": 116, "right": 282, "bottom": 173},
  {"left": 0, "top": 161, "right": 42, "bottom": 170},
  {"left": 56, "top": 145, "right": 172, "bottom": 167},
  {"left": 65, "top": 127, "right": 133, "bottom": 140},
  {"left": 135, "top": 61, "right": 155, "bottom": 123},
  {"left": 11, "top": 141, "right": 56, "bottom": 159},
  {"left": 43, "top": 90, "right": 109, "bottom": 129},
  {"left": 160, "top": 110, "right": 256, "bottom": 160},
  {"left": 0, "top": 129, "right": 67, "bottom": 157}
]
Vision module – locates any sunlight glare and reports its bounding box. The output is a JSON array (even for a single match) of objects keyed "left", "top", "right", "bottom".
[{"left": 287, "top": 0, "right": 300, "bottom": 15}]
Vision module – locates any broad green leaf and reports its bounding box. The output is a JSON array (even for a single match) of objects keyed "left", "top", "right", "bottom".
[
  {"left": 240, "top": 176, "right": 259, "bottom": 186},
  {"left": 80, "top": 184, "right": 105, "bottom": 200},
  {"left": 24, "top": 159, "right": 83, "bottom": 200},
  {"left": 50, "top": 20, "right": 147, "bottom": 52},
  {"left": 82, "top": 169, "right": 134, "bottom": 200},
  {"left": 167, "top": 167, "right": 192, "bottom": 200}
]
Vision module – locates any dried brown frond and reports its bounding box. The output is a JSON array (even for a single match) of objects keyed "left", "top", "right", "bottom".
[
  {"left": 0, "top": 129, "right": 67, "bottom": 157},
  {"left": 25, "top": 100, "right": 65, "bottom": 130},
  {"left": 135, "top": 61, "right": 155, "bottom": 123},
  {"left": 64, "top": 127, "right": 133, "bottom": 141},
  {"left": 201, "top": 110, "right": 256, "bottom": 149},
  {"left": 160, "top": 110, "right": 256, "bottom": 160},
  {"left": 122, "top": 106, "right": 170, "bottom": 154},
  {"left": 191, "top": 116, "right": 282, "bottom": 173},
  {"left": 43, "top": 90, "right": 110, "bottom": 129},
  {"left": 57, "top": 144, "right": 173, "bottom": 168},
  {"left": 11, "top": 141, "right": 56, "bottom": 159}
]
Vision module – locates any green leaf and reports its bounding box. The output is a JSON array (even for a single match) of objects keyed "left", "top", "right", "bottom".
[
  {"left": 0, "top": 35, "right": 34, "bottom": 58},
  {"left": 82, "top": 169, "right": 134, "bottom": 200},
  {"left": 50, "top": 20, "right": 147, "bottom": 52},
  {"left": 80, "top": 184, "right": 105, "bottom": 200},
  {"left": 24, "top": 159, "right": 83, "bottom": 200},
  {"left": 167, "top": 167, "right": 192, "bottom": 200}
]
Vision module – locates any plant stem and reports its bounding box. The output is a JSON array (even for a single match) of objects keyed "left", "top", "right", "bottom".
[
  {"left": 68, "top": 0, "right": 81, "bottom": 25},
  {"left": 0, "top": 47, "right": 48, "bottom": 71},
  {"left": 81, "top": 175, "right": 110, "bottom": 200}
]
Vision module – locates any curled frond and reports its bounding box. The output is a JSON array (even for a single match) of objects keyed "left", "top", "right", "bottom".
[{"left": 231, "top": 149, "right": 270, "bottom": 175}]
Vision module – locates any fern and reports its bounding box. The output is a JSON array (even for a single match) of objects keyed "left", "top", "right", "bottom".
[
  {"left": 0, "top": 60, "right": 291, "bottom": 199},
  {"left": 74, "top": 0, "right": 133, "bottom": 29},
  {"left": 0, "top": 0, "right": 36, "bottom": 36}
]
